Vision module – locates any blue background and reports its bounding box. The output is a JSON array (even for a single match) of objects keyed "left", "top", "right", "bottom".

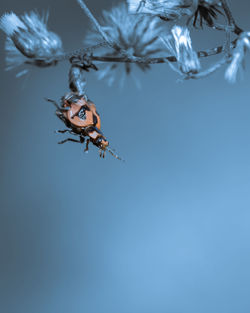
[{"left": 1, "top": 1, "right": 250, "bottom": 312}]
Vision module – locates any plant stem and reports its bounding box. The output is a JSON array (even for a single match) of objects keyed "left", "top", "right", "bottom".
[
  {"left": 185, "top": 58, "right": 229, "bottom": 79},
  {"left": 77, "top": 0, "right": 111, "bottom": 46},
  {"left": 76, "top": 0, "right": 139, "bottom": 60},
  {"left": 58, "top": 42, "right": 109, "bottom": 61},
  {"left": 221, "top": 0, "right": 243, "bottom": 35},
  {"left": 87, "top": 40, "right": 238, "bottom": 65}
]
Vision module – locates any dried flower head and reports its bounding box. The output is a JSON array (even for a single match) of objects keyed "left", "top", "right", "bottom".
[
  {"left": 127, "top": 0, "right": 198, "bottom": 21},
  {"left": 225, "top": 32, "right": 250, "bottom": 83},
  {"left": 161, "top": 25, "right": 201, "bottom": 75},
  {"left": 0, "top": 11, "right": 64, "bottom": 75},
  {"left": 193, "top": 0, "right": 222, "bottom": 28},
  {"left": 85, "top": 3, "right": 164, "bottom": 86}
]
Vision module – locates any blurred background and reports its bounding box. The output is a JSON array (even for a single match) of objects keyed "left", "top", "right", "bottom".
[{"left": 1, "top": 1, "right": 250, "bottom": 313}]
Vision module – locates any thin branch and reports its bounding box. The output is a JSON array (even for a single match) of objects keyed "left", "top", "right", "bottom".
[
  {"left": 25, "top": 35, "right": 238, "bottom": 69},
  {"left": 57, "top": 42, "right": 109, "bottom": 61},
  {"left": 76, "top": 0, "right": 112, "bottom": 46},
  {"left": 23, "top": 39, "right": 236, "bottom": 67},
  {"left": 85, "top": 40, "right": 238, "bottom": 65},
  {"left": 184, "top": 58, "right": 229, "bottom": 80},
  {"left": 212, "top": 23, "right": 236, "bottom": 33},
  {"left": 76, "top": 0, "right": 143, "bottom": 61},
  {"left": 221, "top": 0, "right": 243, "bottom": 35}
]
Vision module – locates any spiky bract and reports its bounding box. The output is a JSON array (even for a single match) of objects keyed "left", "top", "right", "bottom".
[{"left": 193, "top": 0, "right": 222, "bottom": 28}]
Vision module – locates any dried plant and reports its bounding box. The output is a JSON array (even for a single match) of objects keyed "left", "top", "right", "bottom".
[
  {"left": 1, "top": 0, "right": 249, "bottom": 90},
  {"left": 0, "top": 0, "right": 250, "bottom": 151}
]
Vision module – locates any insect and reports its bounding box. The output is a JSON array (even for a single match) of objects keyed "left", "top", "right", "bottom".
[{"left": 46, "top": 93, "right": 123, "bottom": 160}]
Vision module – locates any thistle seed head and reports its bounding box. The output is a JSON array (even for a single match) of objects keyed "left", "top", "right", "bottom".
[
  {"left": 225, "top": 33, "right": 250, "bottom": 83},
  {"left": 85, "top": 3, "right": 165, "bottom": 86},
  {"left": 162, "top": 25, "right": 201, "bottom": 75},
  {"left": 0, "top": 11, "right": 64, "bottom": 75},
  {"left": 127, "top": 0, "right": 198, "bottom": 21}
]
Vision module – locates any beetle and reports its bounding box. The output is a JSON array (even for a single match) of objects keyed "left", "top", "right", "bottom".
[{"left": 46, "top": 93, "right": 122, "bottom": 160}]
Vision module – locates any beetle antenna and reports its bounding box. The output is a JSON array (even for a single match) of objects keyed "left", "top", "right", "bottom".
[
  {"left": 107, "top": 147, "right": 124, "bottom": 162},
  {"left": 45, "top": 97, "right": 60, "bottom": 110}
]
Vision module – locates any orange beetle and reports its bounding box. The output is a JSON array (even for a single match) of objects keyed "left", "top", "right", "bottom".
[
  {"left": 63, "top": 96, "right": 101, "bottom": 129},
  {"left": 46, "top": 93, "right": 122, "bottom": 160}
]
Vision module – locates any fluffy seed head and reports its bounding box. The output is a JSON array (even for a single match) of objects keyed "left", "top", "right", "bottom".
[
  {"left": 0, "top": 11, "right": 64, "bottom": 75},
  {"left": 127, "top": 0, "right": 198, "bottom": 21},
  {"left": 0, "top": 12, "right": 27, "bottom": 36},
  {"left": 162, "top": 25, "right": 201, "bottom": 75},
  {"left": 225, "top": 33, "right": 250, "bottom": 83},
  {"left": 85, "top": 3, "right": 164, "bottom": 86}
]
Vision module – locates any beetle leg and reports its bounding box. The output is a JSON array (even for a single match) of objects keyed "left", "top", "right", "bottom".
[
  {"left": 55, "top": 111, "right": 64, "bottom": 118},
  {"left": 80, "top": 136, "right": 85, "bottom": 144},
  {"left": 55, "top": 129, "right": 77, "bottom": 135},
  {"left": 60, "top": 107, "right": 70, "bottom": 112},
  {"left": 58, "top": 138, "right": 82, "bottom": 144},
  {"left": 55, "top": 129, "right": 69, "bottom": 134},
  {"left": 84, "top": 139, "right": 90, "bottom": 152},
  {"left": 99, "top": 150, "right": 105, "bottom": 158},
  {"left": 46, "top": 98, "right": 70, "bottom": 112}
]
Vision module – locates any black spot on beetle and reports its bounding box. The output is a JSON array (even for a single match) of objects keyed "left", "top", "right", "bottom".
[
  {"left": 78, "top": 107, "right": 86, "bottom": 120},
  {"left": 93, "top": 114, "right": 98, "bottom": 126},
  {"left": 82, "top": 105, "right": 90, "bottom": 111}
]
